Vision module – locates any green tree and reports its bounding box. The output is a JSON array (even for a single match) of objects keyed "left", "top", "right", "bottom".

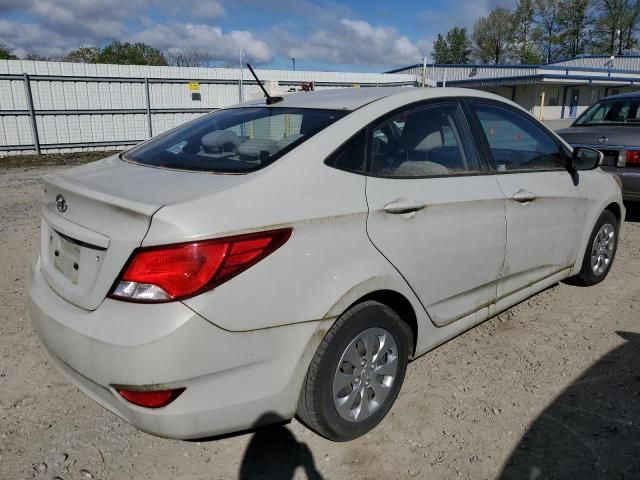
[
  {"left": 432, "top": 34, "right": 450, "bottom": 63},
  {"left": 99, "top": 41, "right": 167, "bottom": 65},
  {"left": 24, "top": 53, "right": 49, "bottom": 61},
  {"left": 64, "top": 46, "right": 102, "bottom": 63},
  {"left": 432, "top": 28, "right": 472, "bottom": 64},
  {"left": 514, "top": 0, "right": 545, "bottom": 63},
  {"left": 473, "top": 7, "right": 514, "bottom": 63},
  {"left": 592, "top": 0, "right": 640, "bottom": 54},
  {"left": 558, "top": 0, "right": 592, "bottom": 58},
  {"left": 446, "top": 27, "right": 472, "bottom": 63},
  {"left": 0, "top": 44, "right": 18, "bottom": 60},
  {"left": 535, "top": 0, "right": 563, "bottom": 62}
]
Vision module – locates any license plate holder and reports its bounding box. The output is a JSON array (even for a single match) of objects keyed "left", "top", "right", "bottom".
[{"left": 53, "top": 233, "right": 81, "bottom": 284}]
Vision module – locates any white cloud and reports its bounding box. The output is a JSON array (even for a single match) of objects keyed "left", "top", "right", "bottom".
[
  {"left": 0, "top": 0, "right": 498, "bottom": 68},
  {"left": 131, "top": 22, "right": 273, "bottom": 64},
  {"left": 0, "top": 0, "right": 227, "bottom": 59},
  {"left": 191, "top": 0, "right": 225, "bottom": 21},
  {"left": 281, "top": 18, "right": 423, "bottom": 67},
  {"left": 29, "top": 0, "right": 148, "bottom": 40},
  {"left": 0, "top": 19, "right": 80, "bottom": 57}
]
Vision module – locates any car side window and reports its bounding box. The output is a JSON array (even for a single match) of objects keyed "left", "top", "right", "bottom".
[
  {"left": 371, "top": 103, "right": 480, "bottom": 177},
  {"left": 472, "top": 103, "right": 564, "bottom": 172},
  {"left": 326, "top": 130, "right": 366, "bottom": 173}
]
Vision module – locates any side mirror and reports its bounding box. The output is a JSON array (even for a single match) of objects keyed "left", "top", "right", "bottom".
[{"left": 570, "top": 147, "right": 603, "bottom": 171}]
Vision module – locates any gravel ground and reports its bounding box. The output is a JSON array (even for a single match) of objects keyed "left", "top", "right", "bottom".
[{"left": 1, "top": 160, "right": 639, "bottom": 480}]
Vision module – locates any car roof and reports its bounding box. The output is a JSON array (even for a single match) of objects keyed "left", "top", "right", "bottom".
[
  {"left": 601, "top": 91, "right": 640, "bottom": 101},
  {"left": 234, "top": 87, "right": 514, "bottom": 111}
]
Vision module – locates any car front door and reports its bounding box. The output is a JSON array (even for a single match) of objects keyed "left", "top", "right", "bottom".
[
  {"left": 468, "top": 100, "right": 588, "bottom": 303},
  {"left": 365, "top": 101, "right": 507, "bottom": 327}
]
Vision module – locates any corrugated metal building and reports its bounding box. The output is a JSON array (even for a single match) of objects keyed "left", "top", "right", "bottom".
[{"left": 388, "top": 55, "right": 640, "bottom": 121}]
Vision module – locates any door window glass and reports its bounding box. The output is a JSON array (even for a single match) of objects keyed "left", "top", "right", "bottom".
[
  {"left": 473, "top": 103, "right": 564, "bottom": 172},
  {"left": 371, "top": 103, "right": 480, "bottom": 177},
  {"left": 326, "top": 130, "right": 367, "bottom": 173}
]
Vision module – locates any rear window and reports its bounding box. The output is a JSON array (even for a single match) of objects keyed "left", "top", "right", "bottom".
[
  {"left": 574, "top": 99, "right": 640, "bottom": 126},
  {"left": 124, "top": 107, "right": 347, "bottom": 173}
]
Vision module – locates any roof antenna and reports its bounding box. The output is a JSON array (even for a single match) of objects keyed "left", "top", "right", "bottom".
[{"left": 246, "top": 63, "right": 283, "bottom": 105}]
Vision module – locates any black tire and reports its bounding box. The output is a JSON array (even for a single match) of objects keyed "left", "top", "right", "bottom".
[
  {"left": 568, "top": 210, "right": 619, "bottom": 286},
  {"left": 297, "top": 300, "right": 412, "bottom": 441}
]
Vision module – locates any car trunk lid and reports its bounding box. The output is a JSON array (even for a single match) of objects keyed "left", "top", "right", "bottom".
[
  {"left": 40, "top": 155, "right": 248, "bottom": 310},
  {"left": 557, "top": 126, "right": 640, "bottom": 167}
]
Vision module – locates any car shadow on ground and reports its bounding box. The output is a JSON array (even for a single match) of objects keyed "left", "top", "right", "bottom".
[
  {"left": 499, "top": 331, "right": 640, "bottom": 479},
  {"left": 238, "top": 415, "right": 324, "bottom": 480}
]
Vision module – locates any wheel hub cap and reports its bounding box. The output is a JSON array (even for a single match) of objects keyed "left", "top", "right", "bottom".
[
  {"left": 590, "top": 223, "right": 615, "bottom": 276},
  {"left": 332, "top": 327, "right": 399, "bottom": 423}
]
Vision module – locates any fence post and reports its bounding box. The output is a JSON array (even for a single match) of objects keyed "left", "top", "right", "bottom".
[
  {"left": 144, "top": 77, "right": 152, "bottom": 139},
  {"left": 23, "top": 73, "right": 41, "bottom": 155}
]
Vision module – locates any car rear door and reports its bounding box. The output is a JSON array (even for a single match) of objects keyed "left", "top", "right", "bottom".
[
  {"left": 467, "top": 100, "right": 588, "bottom": 301},
  {"left": 364, "top": 101, "right": 507, "bottom": 327}
]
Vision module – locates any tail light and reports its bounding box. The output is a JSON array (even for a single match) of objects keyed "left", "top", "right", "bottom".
[
  {"left": 117, "top": 387, "right": 185, "bottom": 408},
  {"left": 626, "top": 150, "right": 640, "bottom": 166},
  {"left": 110, "top": 228, "right": 292, "bottom": 302}
]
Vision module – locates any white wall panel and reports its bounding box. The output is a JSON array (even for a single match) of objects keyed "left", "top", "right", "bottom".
[{"left": 0, "top": 59, "right": 416, "bottom": 155}]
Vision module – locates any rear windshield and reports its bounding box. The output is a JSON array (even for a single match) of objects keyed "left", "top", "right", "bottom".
[
  {"left": 124, "top": 107, "right": 347, "bottom": 173},
  {"left": 574, "top": 99, "right": 640, "bottom": 126}
]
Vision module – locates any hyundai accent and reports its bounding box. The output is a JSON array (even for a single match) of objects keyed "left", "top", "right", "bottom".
[{"left": 28, "top": 87, "right": 624, "bottom": 441}]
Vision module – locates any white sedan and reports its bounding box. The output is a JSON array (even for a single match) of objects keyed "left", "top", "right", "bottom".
[{"left": 28, "top": 87, "right": 624, "bottom": 441}]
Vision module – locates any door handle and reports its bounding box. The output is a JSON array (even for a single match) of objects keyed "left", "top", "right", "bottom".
[
  {"left": 383, "top": 199, "right": 427, "bottom": 215},
  {"left": 512, "top": 190, "right": 537, "bottom": 203}
]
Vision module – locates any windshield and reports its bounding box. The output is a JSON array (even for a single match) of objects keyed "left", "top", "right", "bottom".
[
  {"left": 574, "top": 98, "right": 640, "bottom": 126},
  {"left": 124, "top": 107, "right": 348, "bottom": 173}
]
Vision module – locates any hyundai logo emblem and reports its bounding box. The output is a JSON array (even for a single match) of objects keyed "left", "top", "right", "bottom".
[
  {"left": 598, "top": 136, "right": 608, "bottom": 144},
  {"left": 55, "top": 194, "right": 67, "bottom": 213}
]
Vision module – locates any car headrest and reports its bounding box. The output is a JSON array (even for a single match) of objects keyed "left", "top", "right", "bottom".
[
  {"left": 401, "top": 110, "right": 447, "bottom": 152},
  {"left": 201, "top": 130, "right": 241, "bottom": 152}
]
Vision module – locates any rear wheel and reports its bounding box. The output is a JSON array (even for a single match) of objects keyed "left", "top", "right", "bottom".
[
  {"left": 297, "top": 301, "right": 412, "bottom": 441},
  {"left": 569, "top": 210, "right": 619, "bottom": 286}
]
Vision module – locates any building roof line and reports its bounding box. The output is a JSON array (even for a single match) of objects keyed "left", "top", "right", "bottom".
[
  {"left": 385, "top": 55, "right": 640, "bottom": 74},
  {"left": 445, "top": 73, "right": 637, "bottom": 86}
]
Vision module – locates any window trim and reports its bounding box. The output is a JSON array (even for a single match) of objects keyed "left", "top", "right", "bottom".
[
  {"left": 464, "top": 98, "right": 572, "bottom": 175},
  {"left": 122, "top": 107, "right": 349, "bottom": 175},
  {"left": 324, "top": 129, "right": 368, "bottom": 174},
  {"left": 366, "top": 100, "right": 490, "bottom": 179},
  {"left": 328, "top": 99, "right": 491, "bottom": 180}
]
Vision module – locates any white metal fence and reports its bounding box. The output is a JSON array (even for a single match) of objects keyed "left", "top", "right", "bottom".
[{"left": 0, "top": 60, "right": 417, "bottom": 156}]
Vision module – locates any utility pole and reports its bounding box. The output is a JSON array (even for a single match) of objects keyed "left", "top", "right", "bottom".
[{"left": 291, "top": 57, "right": 296, "bottom": 71}]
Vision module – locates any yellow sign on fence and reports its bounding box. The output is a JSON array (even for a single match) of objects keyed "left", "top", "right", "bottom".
[{"left": 188, "top": 82, "right": 200, "bottom": 91}]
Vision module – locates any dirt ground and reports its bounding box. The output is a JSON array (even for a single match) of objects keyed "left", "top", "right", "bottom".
[{"left": 1, "top": 158, "right": 639, "bottom": 480}]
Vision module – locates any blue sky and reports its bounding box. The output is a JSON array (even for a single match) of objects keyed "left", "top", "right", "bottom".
[{"left": 0, "top": 0, "right": 515, "bottom": 71}]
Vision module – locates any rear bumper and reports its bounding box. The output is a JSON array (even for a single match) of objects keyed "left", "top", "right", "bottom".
[
  {"left": 602, "top": 167, "right": 640, "bottom": 201},
  {"left": 27, "top": 258, "right": 331, "bottom": 439}
]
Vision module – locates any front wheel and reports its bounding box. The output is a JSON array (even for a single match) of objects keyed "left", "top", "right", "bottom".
[
  {"left": 297, "top": 301, "right": 412, "bottom": 441},
  {"left": 569, "top": 210, "right": 619, "bottom": 286}
]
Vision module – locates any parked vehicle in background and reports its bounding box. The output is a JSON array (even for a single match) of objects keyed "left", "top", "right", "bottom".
[
  {"left": 557, "top": 92, "right": 640, "bottom": 203},
  {"left": 28, "top": 87, "right": 624, "bottom": 442}
]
